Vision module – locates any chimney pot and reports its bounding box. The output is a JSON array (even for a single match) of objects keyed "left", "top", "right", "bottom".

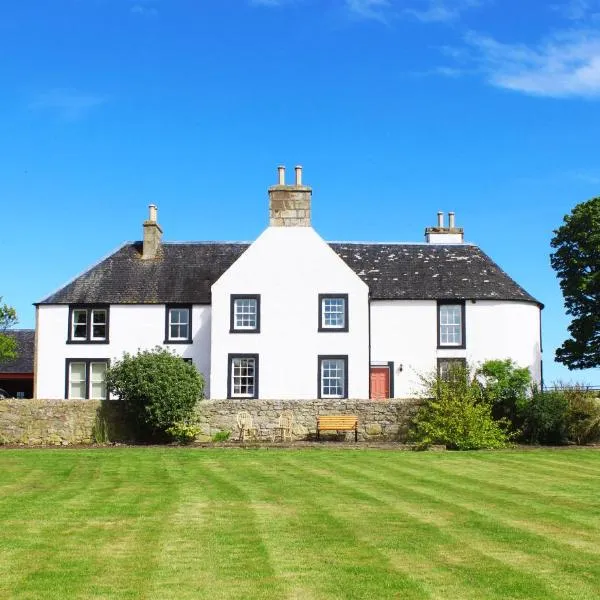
[
  {"left": 448, "top": 211, "right": 455, "bottom": 228},
  {"left": 269, "top": 165, "right": 312, "bottom": 227},
  {"left": 278, "top": 165, "right": 285, "bottom": 186},
  {"left": 437, "top": 211, "right": 444, "bottom": 228},
  {"left": 142, "top": 204, "right": 163, "bottom": 259}
]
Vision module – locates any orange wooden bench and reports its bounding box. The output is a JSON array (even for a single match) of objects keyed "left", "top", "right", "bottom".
[{"left": 316, "top": 415, "right": 358, "bottom": 442}]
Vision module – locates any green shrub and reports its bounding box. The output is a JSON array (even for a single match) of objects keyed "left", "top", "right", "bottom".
[
  {"left": 165, "top": 421, "right": 202, "bottom": 444},
  {"left": 520, "top": 386, "right": 569, "bottom": 445},
  {"left": 107, "top": 347, "right": 204, "bottom": 440},
  {"left": 477, "top": 359, "right": 531, "bottom": 431},
  {"left": 562, "top": 384, "right": 600, "bottom": 445},
  {"left": 410, "top": 364, "right": 511, "bottom": 450},
  {"left": 211, "top": 430, "right": 231, "bottom": 442}
]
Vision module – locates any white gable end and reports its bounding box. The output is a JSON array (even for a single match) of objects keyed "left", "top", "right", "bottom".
[{"left": 211, "top": 226, "right": 369, "bottom": 399}]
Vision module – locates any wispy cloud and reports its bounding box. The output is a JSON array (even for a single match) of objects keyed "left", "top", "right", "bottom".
[
  {"left": 346, "top": 0, "right": 391, "bottom": 22},
  {"left": 406, "top": 0, "right": 483, "bottom": 23},
  {"left": 463, "top": 29, "right": 600, "bottom": 98},
  {"left": 552, "top": 0, "right": 600, "bottom": 21},
  {"left": 130, "top": 0, "right": 159, "bottom": 17},
  {"left": 345, "top": 0, "right": 482, "bottom": 23},
  {"left": 567, "top": 168, "right": 600, "bottom": 183},
  {"left": 29, "top": 89, "right": 108, "bottom": 120}
]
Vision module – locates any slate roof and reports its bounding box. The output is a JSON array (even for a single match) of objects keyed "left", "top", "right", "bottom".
[
  {"left": 0, "top": 330, "right": 35, "bottom": 374},
  {"left": 38, "top": 241, "right": 541, "bottom": 306}
]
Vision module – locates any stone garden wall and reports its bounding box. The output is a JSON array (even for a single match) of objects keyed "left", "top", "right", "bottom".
[
  {"left": 0, "top": 398, "right": 420, "bottom": 445},
  {"left": 194, "top": 398, "right": 420, "bottom": 442}
]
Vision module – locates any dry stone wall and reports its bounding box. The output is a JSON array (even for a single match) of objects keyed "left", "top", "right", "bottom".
[
  {"left": 0, "top": 398, "right": 419, "bottom": 445},
  {"left": 196, "top": 398, "right": 419, "bottom": 441}
]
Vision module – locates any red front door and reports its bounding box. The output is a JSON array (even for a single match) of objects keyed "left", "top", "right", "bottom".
[{"left": 370, "top": 366, "right": 390, "bottom": 400}]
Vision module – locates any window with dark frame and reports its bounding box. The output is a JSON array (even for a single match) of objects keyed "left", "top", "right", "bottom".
[
  {"left": 318, "top": 294, "right": 348, "bottom": 332},
  {"left": 66, "top": 359, "right": 110, "bottom": 400},
  {"left": 228, "top": 354, "right": 259, "bottom": 399},
  {"left": 68, "top": 306, "right": 109, "bottom": 343},
  {"left": 165, "top": 305, "right": 192, "bottom": 343},
  {"left": 437, "top": 301, "right": 465, "bottom": 348},
  {"left": 437, "top": 358, "right": 467, "bottom": 380},
  {"left": 230, "top": 295, "right": 260, "bottom": 333},
  {"left": 318, "top": 355, "right": 348, "bottom": 399}
]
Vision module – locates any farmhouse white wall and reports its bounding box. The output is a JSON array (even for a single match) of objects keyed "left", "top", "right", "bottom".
[
  {"left": 370, "top": 300, "right": 438, "bottom": 398},
  {"left": 371, "top": 299, "right": 541, "bottom": 398},
  {"left": 211, "top": 226, "right": 370, "bottom": 399},
  {"left": 465, "top": 300, "right": 542, "bottom": 383},
  {"left": 35, "top": 304, "right": 212, "bottom": 399}
]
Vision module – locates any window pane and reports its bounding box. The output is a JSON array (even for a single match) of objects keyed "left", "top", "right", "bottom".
[
  {"left": 169, "top": 308, "right": 189, "bottom": 339},
  {"left": 322, "top": 298, "right": 346, "bottom": 328},
  {"left": 440, "top": 305, "right": 462, "bottom": 345},
  {"left": 72, "top": 310, "right": 88, "bottom": 339},
  {"left": 90, "top": 362, "right": 107, "bottom": 399},
  {"left": 92, "top": 310, "right": 106, "bottom": 324},
  {"left": 232, "top": 357, "right": 256, "bottom": 397},
  {"left": 69, "top": 362, "right": 86, "bottom": 399},
  {"left": 321, "top": 359, "right": 345, "bottom": 398},
  {"left": 234, "top": 299, "right": 257, "bottom": 329}
]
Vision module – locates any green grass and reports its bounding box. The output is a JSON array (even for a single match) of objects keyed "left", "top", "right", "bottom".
[{"left": 1, "top": 449, "right": 600, "bottom": 599}]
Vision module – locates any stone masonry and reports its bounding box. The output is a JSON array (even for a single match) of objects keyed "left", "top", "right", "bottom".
[
  {"left": 196, "top": 398, "right": 419, "bottom": 441},
  {"left": 268, "top": 186, "right": 312, "bottom": 227},
  {"left": 0, "top": 398, "right": 419, "bottom": 445}
]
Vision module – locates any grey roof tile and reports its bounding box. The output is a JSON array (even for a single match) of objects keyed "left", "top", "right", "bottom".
[
  {"left": 0, "top": 330, "right": 35, "bottom": 374},
  {"left": 38, "top": 241, "right": 541, "bottom": 306}
]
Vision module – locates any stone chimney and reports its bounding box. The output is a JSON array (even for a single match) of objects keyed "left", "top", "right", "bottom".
[
  {"left": 425, "top": 211, "right": 464, "bottom": 244},
  {"left": 142, "top": 204, "right": 163, "bottom": 259},
  {"left": 268, "top": 165, "right": 312, "bottom": 227}
]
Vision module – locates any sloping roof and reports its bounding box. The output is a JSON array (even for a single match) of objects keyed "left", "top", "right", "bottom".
[
  {"left": 38, "top": 241, "right": 541, "bottom": 306},
  {"left": 0, "top": 330, "right": 35, "bottom": 374},
  {"left": 330, "top": 243, "right": 540, "bottom": 304}
]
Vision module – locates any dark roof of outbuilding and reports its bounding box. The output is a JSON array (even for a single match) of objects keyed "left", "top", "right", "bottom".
[
  {"left": 0, "top": 330, "right": 35, "bottom": 374},
  {"left": 38, "top": 241, "right": 541, "bottom": 306}
]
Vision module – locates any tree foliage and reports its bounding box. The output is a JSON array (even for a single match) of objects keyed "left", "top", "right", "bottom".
[
  {"left": 410, "top": 364, "right": 511, "bottom": 450},
  {"left": 106, "top": 347, "right": 204, "bottom": 439},
  {"left": 477, "top": 359, "right": 531, "bottom": 430},
  {"left": 0, "top": 298, "right": 18, "bottom": 364},
  {"left": 550, "top": 197, "right": 600, "bottom": 369}
]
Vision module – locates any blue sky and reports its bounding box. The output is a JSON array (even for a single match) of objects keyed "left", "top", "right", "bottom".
[{"left": 1, "top": 0, "right": 599, "bottom": 385}]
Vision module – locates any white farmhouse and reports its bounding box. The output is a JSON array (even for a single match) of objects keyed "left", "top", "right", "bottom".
[{"left": 35, "top": 167, "right": 543, "bottom": 401}]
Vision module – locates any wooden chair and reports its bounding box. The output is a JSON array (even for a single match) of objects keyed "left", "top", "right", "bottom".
[
  {"left": 236, "top": 411, "right": 257, "bottom": 442},
  {"left": 275, "top": 411, "right": 294, "bottom": 442}
]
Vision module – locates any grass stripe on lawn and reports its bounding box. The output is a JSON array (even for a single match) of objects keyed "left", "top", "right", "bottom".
[{"left": 0, "top": 448, "right": 599, "bottom": 599}]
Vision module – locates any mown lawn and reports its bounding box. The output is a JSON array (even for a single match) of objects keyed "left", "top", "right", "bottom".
[{"left": 1, "top": 448, "right": 599, "bottom": 600}]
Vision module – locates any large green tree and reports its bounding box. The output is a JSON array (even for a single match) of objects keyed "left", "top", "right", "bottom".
[
  {"left": 550, "top": 197, "right": 600, "bottom": 369},
  {"left": 0, "top": 298, "right": 18, "bottom": 363}
]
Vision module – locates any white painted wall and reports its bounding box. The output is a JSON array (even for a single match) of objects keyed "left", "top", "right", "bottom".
[
  {"left": 425, "top": 233, "right": 464, "bottom": 244},
  {"left": 466, "top": 300, "right": 542, "bottom": 383},
  {"left": 211, "top": 226, "right": 370, "bottom": 399},
  {"left": 370, "top": 300, "right": 438, "bottom": 398},
  {"left": 371, "top": 299, "right": 542, "bottom": 398},
  {"left": 36, "top": 304, "right": 212, "bottom": 399}
]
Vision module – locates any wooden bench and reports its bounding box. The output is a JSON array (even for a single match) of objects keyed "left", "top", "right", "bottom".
[{"left": 316, "top": 415, "right": 358, "bottom": 442}]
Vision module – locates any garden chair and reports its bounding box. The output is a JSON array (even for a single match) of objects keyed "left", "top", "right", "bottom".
[
  {"left": 276, "top": 411, "right": 294, "bottom": 442},
  {"left": 236, "top": 411, "right": 257, "bottom": 442}
]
